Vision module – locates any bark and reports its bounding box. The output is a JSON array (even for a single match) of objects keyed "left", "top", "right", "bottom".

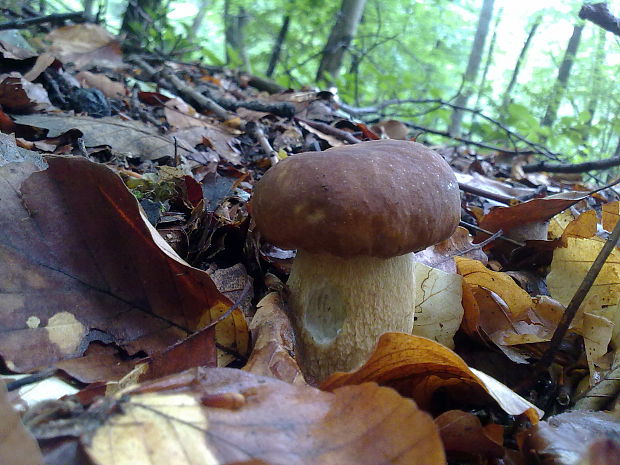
[
  {"left": 541, "top": 21, "right": 584, "bottom": 127},
  {"left": 448, "top": 0, "right": 495, "bottom": 137},
  {"left": 266, "top": 14, "right": 291, "bottom": 77},
  {"left": 502, "top": 15, "right": 541, "bottom": 110},
  {"left": 316, "top": 0, "right": 367, "bottom": 84},
  {"left": 191, "top": 0, "right": 210, "bottom": 35}
]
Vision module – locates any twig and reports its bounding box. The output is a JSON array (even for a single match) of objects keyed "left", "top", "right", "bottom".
[
  {"left": 410, "top": 123, "right": 535, "bottom": 155},
  {"left": 459, "top": 220, "right": 525, "bottom": 247},
  {"left": 0, "top": 11, "right": 85, "bottom": 30},
  {"left": 249, "top": 123, "right": 279, "bottom": 166},
  {"left": 202, "top": 279, "right": 252, "bottom": 331},
  {"left": 523, "top": 156, "right": 620, "bottom": 173},
  {"left": 295, "top": 118, "right": 361, "bottom": 145},
  {"left": 535, "top": 216, "right": 620, "bottom": 372},
  {"left": 340, "top": 98, "right": 562, "bottom": 161},
  {"left": 458, "top": 182, "right": 514, "bottom": 205},
  {"left": 6, "top": 368, "right": 58, "bottom": 391}
]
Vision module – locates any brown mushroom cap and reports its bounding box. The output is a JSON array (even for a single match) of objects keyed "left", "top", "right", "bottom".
[{"left": 251, "top": 139, "right": 461, "bottom": 258}]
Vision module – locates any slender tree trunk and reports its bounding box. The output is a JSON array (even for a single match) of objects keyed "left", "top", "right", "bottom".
[
  {"left": 266, "top": 14, "right": 291, "bottom": 77},
  {"left": 121, "top": 0, "right": 163, "bottom": 50},
  {"left": 316, "top": 0, "right": 367, "bottom": 84},
  {"left": 224, "top": 2, "right": 251, "bottom": 72},
  {"left": 583, "top": 28, "right": 606, "bottom": 143},
  {"left": 83, "top": 0, "right": 94, "bottom": 21},
  {"left": 615, "top": 137, "right": 620, "bottom": 158},
  {"left": 502, "top": 14, "right": 541, "bottom": 110},
  {"left": 541, "top": 21, "right": 584, "bottom": 127},
  {"left": 469, "top": 7, "right": 502, "bottom": 137},
  {"left": 448, "top": 0, "right": 495, "bottom": 137},
  {"left": 191, "top": 0, "right": 210, "bottom": 35}
]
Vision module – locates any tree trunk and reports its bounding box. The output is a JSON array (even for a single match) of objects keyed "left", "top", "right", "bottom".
[
  {"left": 448, "top": 0, "right": 495, "bottom": 137},
  {"left": 266, "top": 14, "right": 291, "bottom": 77},
  {"left": 315, "top": 0, "right": 367, "bottom": 84},
  {"left": 469, "top": 7, "right": 502, "bottom": 137},
  {"left": 191, "top": 0, "right": 210, "bottom": 35},
  {"left": 541, "top": 21, "right": 584, "bottom": 127},
  {"left": 224, "top": 2, "right": 251, "bottom": 72},
  {"left": 83, "top": 0, "right": 94, "bottom": 21},
  {"left": 121, "top": 0, "right": 164, "bottom": 50},
  {"left": 502, "top": 14, "right": 541, "bottom": 110},
  {"left": 583, "top": 28, "right": 606, "bottom": 142}
]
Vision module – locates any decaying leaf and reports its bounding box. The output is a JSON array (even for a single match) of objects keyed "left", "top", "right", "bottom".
[
  {"left": 521, "top": 411, "right": 620, "bottom": 465},
  {"left": 243, "top": 292, "right": 304, "bottom": 384},
  {"left": 435, "top": 409, "right": 504, "bottom": 459},
  {"left": 0, "top": 157, "right": 248, "bottom": 375},
  {"left": 84, "top": 367, "right": 446, "bottom": 465},
  {"left": 321, "top": 332, "right": 542, "bottom": 419},
  {"left": 412, "top": 262, "right": 463, "bottom": 348}
]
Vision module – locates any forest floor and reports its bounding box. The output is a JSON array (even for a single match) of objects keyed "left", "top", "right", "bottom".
[{"left": 0, "top": 21, "right": 619, "bottom": 465}]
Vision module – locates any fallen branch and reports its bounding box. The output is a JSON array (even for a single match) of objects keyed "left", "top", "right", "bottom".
[
  {"left": 523, "top": 156, "right": 620, "bottom": 173},
  {"left": 0, "top": 11, "right": 85, "bottom": 30},
  {"left": 579, "top": 2, "right": 620, "bottom": 36}
]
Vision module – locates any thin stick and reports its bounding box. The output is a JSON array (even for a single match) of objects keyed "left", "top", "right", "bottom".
[
  {"left": 459, "top": 220, "right": 525, "bottom": 247},
  {"left": 536, "top": 217, "right": 620, "bottom": 371}
]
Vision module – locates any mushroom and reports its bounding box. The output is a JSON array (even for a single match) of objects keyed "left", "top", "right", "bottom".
[{"left": 251, "top": 139, "right": 460, "bottom": 382}]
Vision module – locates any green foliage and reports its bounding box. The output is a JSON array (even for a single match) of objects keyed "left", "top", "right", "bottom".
[{"left": 43, "top": 0, "right": 620, "bottom": 165}]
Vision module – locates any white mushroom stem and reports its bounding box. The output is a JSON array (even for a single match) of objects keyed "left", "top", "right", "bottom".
[{"left": 286, "top": 250, "right": 416, "bottom": 382}]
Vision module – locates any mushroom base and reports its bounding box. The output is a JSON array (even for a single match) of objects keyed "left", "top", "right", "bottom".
[{"left": 286, "top": 250, "right": 416, "bottom": 383}]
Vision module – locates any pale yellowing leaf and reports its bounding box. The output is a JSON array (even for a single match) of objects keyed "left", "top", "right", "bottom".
[{"left": 412, "top": 262, "right": 463, "bottom": 348}]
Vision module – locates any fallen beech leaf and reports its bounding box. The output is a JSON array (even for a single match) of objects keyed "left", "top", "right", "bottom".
[
  {"left": 412, "top": 262, "right": 463, "bottom": 348},
  {"left": 13, "top": 114, "right": 195, "bottom": 161},
  {"left": 46, "top": 24, "right": 123, "bottom": 69},
  {"left": 548, "top": 210, "right": 577, "bottom": 239},
  {"left": 414, "top": 226, "right": 487, "bottom": 273},
  {"left": 435, "top": 410, "right": 504, "bottom": 458},
  {"left": 521, "top": 411, "right": 620, "bottom": 465},
  {"left": 75, "top": 71, "right": 126, "bottom": 99},
  {"left": 476, "top": 191, "right": 590, "bottom": 242},
  {"left": 83, "top": 367, "right": 445, "bottom": 465},
  {"left": 602, "top": 201, "right": 620, "bottom": 233},
  {"left": 455, "top": 257, "right": 533, "bottom": 318},
  {"left": 0, "top": 73, "right": 52, "bottom": 112},
  {"left": 0, "top": 157, "right": 248, "bottom": 374},
  {"left": 321, "top": 333, "right": 542, "bottom": 419},
  {"left": 243, "top": 293, "right": 304, "bottom": 384},
  {"left": 0, "top": 382, "right": 44, "bottom": 465}
]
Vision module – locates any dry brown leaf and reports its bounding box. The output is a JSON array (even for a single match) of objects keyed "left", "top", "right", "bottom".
[
  {"left": 321, "top": 332, "right": 542, "bottom": 419},
  {"left": 455, "top": 257, "right": 533, "bottom": 318},
  {"left": 243, "top": 292, "right": 304, "bottom": 384},
  {"left": 74, "top": 71, "right": 127, "bottom": 99},
  {"left": 0, "top": 381, "right": 44, "bottom": 465},
  {"left": 435, "top": 410, "right": 504, "bottom": 459},
  {"left": 46, "top": 24, "right": 123, "bottom": 69},
  {"left": 476, "top": 191, "right": 590, "bottom": 242},
  {"left": 414, "top": 226, "right": 488, "bottom": 273},
  {"left": 0, "top": 157, "right": 248, "bottom": 374},
  {"left": 0, "top": 73, "right": 52, "bottom": 112},
  {"left": 84, "top": 367, "right": 445, "bottom": 465},
  {"left": 13, "top": 114, "right": 195, "bottom": 161},
  {"left": 602, "top": 201, "right": 620, "bottom": 233}
]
